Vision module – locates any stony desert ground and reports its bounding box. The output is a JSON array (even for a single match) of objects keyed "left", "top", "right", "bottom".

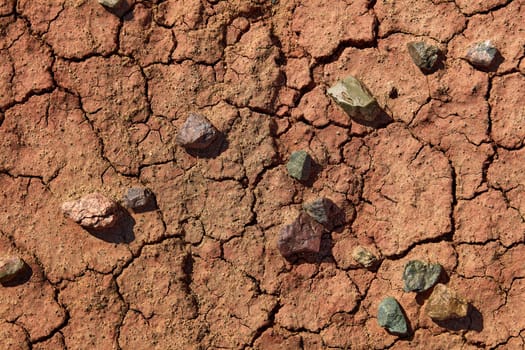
[{"left": 0, "top": 0, "right": 524, "bottom": 349}]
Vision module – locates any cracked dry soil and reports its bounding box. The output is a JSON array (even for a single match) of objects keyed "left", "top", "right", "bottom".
[{"left": 0, "top": 0, "right": 524, "bottom": 349}]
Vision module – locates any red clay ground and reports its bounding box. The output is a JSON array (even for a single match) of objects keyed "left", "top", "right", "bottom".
[{"left": 0, "top": 0, "right": 524, "bottom": 349}]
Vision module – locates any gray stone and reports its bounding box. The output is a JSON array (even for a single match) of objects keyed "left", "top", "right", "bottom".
[
  {"left": 425, "top": 283, "right": 469, "bottom": 321},
  {"left": 302, "top": 197, "right": 342, "bottom": 229},
  {"left": 62, "top": 192, "right": 119, "bottom": 230},
  {"left": 98, "top": 0, "right": 122, "bottom": 8},
  {"left": 122, "top": 187, "right": 156, "bottom": 212},
  {"left": 327, "top": 75, "right": 381, "bottom": 122},
  {"left": 407, "top": 42, "right": 440, "bottom": 72},
  {"left": 352, "top": 246, "right": 378, "bottom": 268},
  {"left": 286, "top": 150, "right": 312, "bottom": 181},
  {"left": 377, "top": 297, "right": 408, "bottom": 336},
  {"left": 277, "top": 212, "right": 324, "bottom": 259},
  {"left": 465, "top": 40, "right": 498, "bottom": 69},
  {"left": 0, "top": 256, "right": 25, "bottom": 283},
  {"left": 403, "top": 260, "right": 442, "bottom": 292},
  {"left": 176, "top": 113, "right": 218, "bottom": 150}
]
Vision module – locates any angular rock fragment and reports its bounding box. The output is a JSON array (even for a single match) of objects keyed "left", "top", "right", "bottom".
[
  {"left": 98, "top": 0, "right": 121, "bottom": 8},
  {"left": 286, "top": 150, "right": 312, "bottom": 181},
  {"left": 465, "top": 40, "right": 499, "bottom": 70},
  {"left": 277, "top": 212, "right": 324, "bottom": 259},
  {"left": 327, "top": 76, "right": 381, "bottom": 123},
  {"left": 0, "top": 256, "right": 25, "bottom": 283},
  {"left": 302, "top": 197, "right": 342, "bottom": 230},
  {"left": 122, "top": 187, "right": 156, "bottom": 212},
  {"left": 176, "top": 113, "right": 218, "bottom": 150},
  {"left": 425, "top": 283, "right": 469, "bottom": 321},
  {"left": 407, "top": 42, "right": 440, "bottom": 72},
  {"left": 377, "top": 297, "right": 408, "bottom": 336},
  {"left": 62, "top": 192, "right": 120, "bottom": 230},
  {"left": 352, "top": 246, "right": 378, "bottom": 268},
  {"left": 403, "top": 260, "right": 442, "bottom": 292}
]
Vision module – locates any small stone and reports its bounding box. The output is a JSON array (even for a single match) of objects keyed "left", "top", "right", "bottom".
[
  {"left": 62, "top": 192, "right": 119, "bottom": 230},
  {"left": 327, "top": 75, "right": 381, "bottom": 122},
  {"left": 176, "top": 113, "right": 218, "bottom": 150},
  {"left": 425, "top": 283, "right": 469, "bottom": 321},
  {"left": 98, "top": 0, "right": 122, "bottom": 8},
  {"left": 0, "top": 256, "right": 25, "bottom": 283},
  {"left": 403, "top": 260, "right": 442, "bottom": 292},
  {"left": 352, "top": 246, "right": 378, "bottom": 268},
  {"left": 407, "top": 42, "right": 440, "bottom": 72},
  {"left": 377, "top": 297, "right": 408, "bottom": 336},
  {"left": 465, "top": 40, "right": 498, "bottom": 69},
  {"left": 302, "top": 197, "right": 342, "bottom": 229},
  {"left": 277, "top": 212, "right": 324, "bottom": 259},
  {"left": 122, "top": 187, "right": 156, "bottom": 212},
  {"left": 286, "top": 150, "right": 312, "bottom": 181}
]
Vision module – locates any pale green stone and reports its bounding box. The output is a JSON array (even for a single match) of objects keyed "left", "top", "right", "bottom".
[
  {"left": 327, "top": 76, "right": 381, "bottom": 122},
  {"left": 287, "top": 150, "right": 312, "bottom": 181}
]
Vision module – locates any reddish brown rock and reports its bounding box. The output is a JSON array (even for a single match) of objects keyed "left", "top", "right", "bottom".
[
  {"left": 62, "top": 192, "right": 119, "bottom": 230},
  {"left": 176, "top": 113, "right": 218, "bottom": 150},
  {"left": 278, "top": 212, "right": 325, "bottom": 259}
]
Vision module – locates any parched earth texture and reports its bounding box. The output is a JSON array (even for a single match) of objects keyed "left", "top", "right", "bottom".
[{"left": 0, "top": 0, "right": 524, "bottom": 349}]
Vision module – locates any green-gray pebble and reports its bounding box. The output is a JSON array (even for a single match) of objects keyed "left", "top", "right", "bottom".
[
  {"left": 287, "top": 150, "right": 312, "bottom": 181},
  {"left": 403, "top": 260, "right": 442, "bottom": 292},
  {"left": 327, "top": 75, "right": 381, "bottom": 122},
  {"left": 377, "top": 297, "right": 408, "bottom": 336}
]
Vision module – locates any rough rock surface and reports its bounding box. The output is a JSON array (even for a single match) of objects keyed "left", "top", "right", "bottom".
[
  {"left": 352, "top": 246, "right": 379, "bottom": 268},
  {"left": 302, "top": 197, "right": 342, "bottom": 230},
  {"left": 377, "top": 297, "right": 408, "bottom": 336},
  {"left": 403, "top": 260, "right": 442, "bottom": 292},
  {"left": 277, "top": 212, "right": 324, "bottom": 259},
  {"left": 286, "top": 150, "right": 312, "bottom": 181},
  {"left": 1, "top": 0, "right": 524, "bottom": 348},
  {"left": 0, "top": 256, "right": 25, "bottom": 283},
  {"left": 407, "top": 42, "right": 440, "bottom": 72},
  {"left": 176, "top": 113, "right": 218, "bottom": 150},
  {"left": 465, "top": 40, "right": 499, "bottom": 69},
  {"left": 425, "top": 283, "right": 469, "bottom": 321},
  {"left": 121, "top": 187, "right": 156, "bottom": 212},
  {"left": 62, "top": 193, "right": 119, "bottom": 230}
]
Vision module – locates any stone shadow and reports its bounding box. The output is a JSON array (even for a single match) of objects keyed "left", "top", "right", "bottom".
[
  {"left": 87, "top": 207, "right": 136, "bottom": 244},
  {"left": 184, "top": 131, "right": 229, "bottom": 159},
  {"left": 351, "top": 109, "right": 393, "bottom": 129},
  {"left": 103, "top": 0, "right": 133, "bottom": 18},
  {"left": 1, "top": 262, "right": 32, "bottom": 287},
  {"left": 433, "top": 304, "right": 484, "bottom": 332}
]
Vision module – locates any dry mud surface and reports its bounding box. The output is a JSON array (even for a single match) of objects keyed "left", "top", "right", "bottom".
[{"left": 0, "top": 0, "right": 524, "bottom": 349}]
